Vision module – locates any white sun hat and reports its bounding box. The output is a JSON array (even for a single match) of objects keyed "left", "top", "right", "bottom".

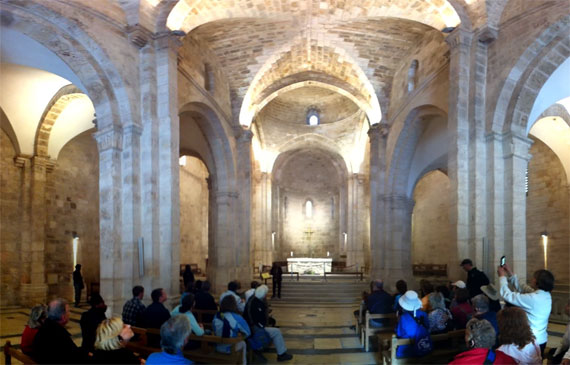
[
  {"left": 452, "top": 280, "right": 466, "bottom": 289},
  {"left": 398, "top": 290, "right": 422, "bottom": 313}
]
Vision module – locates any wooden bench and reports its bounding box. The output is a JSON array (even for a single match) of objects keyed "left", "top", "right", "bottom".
[
  {"left": 382, "top": 329, "right": 466, "bottom": 364},
  {"left": 4, "top": 341, "right": 37, "bottom": 365},
  {"left": 412, "top": 264, "right": 447, "bottom": 277},
  {"left": 361, "top": 312, "right": 397, "bottom": 352},
  {"left": 127, "top": 327, "right": 246, "bottom": 364},
  {"left": 192, "top": 308, "right": 218, "bottom": 330}
]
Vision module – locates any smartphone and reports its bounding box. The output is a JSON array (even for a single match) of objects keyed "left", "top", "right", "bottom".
[{"left": 500, "top": 256, "right": 506, "bottom": 267}]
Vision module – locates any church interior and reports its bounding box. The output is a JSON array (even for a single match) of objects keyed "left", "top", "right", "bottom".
[{"left": 1, "top": 0, "right": 569, "bottom": 362}]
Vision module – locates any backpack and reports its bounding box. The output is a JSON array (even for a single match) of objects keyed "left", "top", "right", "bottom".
[{"left": 407, "top": 312, "right": 433, "bottom": 357}]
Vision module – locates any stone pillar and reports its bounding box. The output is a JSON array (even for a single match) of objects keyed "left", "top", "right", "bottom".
[
  {"left": 347, "top": 173, "right": 365, "bottom": 270},
  {"left": 18, "top": 156, "right": 51, "bottom": 305},
  {"left": 155, "top": 33, "right": 182, "bottom": 296},
  {"left": 94, "top": 126, "right": 123, "bottom": 315},
  {"left": 503, "top": 133, "right": 532, "bottom": 282},
  {"left": 235, "top": 128, "right": 253, "bottom": 281},
  {"left": 208, "top": 190, "right": 239, "bottom": 295},
  {"left": 446, "top": 28, "right": 473, "bottom": 280},
  {"left": 384, "top": 195, "right": 414, "bottom": 287},
  {"left": 368, "top": 124, "right": 389, "bottom": 279},
  {"left": 257, "top": 172, "right": 272, "bottom": 265}
]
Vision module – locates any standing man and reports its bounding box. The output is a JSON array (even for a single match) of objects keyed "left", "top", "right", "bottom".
[
  {"left": 270, "top": 262, "right": 283, "bottom": 299},
  {"left": 73, "top": 264, "right": 84, "bottom": 307},
  {"left": 460, "top": 259, "right": 489, "bottom": 298}
]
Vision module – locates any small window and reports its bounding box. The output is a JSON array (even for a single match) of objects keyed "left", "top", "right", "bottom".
[
  {"left": 305, "top": 200, "right": 313, "bottom": 218},
  {"left": 407, "top": 60, "right": 419, "bottom": 92},
  {"left": 204, "top": 63, "right": 214, "bottom": 92},
  {"left": 306, "top": 108, "right": 319, "bottom": 126}
]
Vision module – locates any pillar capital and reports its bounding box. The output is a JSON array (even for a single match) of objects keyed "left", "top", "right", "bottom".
[
  {"left": 503, "top": 132, "right": 533, "bottom": 161},
  {"left": 32, "top": 156, "right": 56, "bottom": 173},
  {"left": 368, "top": 123, "right": 389, "bottom": 140},
  {"left": 94, "top": 126, "right": 123, "bottom": 153},
  {"left": 13, "top": 154, "right": 31, "bottom": 168},
  {"left": 445, "top": 27, "right": 473, "bottom": 52},
  {"left": 235, "top": 127, "right": 254, "bottom": 144},
  {"left": 123, "top": 124, "right": 143, "bottom": 138},
  {"left": 153, "top": 30, "right": 184, "bottom": 52},
  {"left": 476, "top": 25, "right": 498, "bottom": 45},
  {"left": 211, "top": 191, "right": 239, "bottom": 205}
]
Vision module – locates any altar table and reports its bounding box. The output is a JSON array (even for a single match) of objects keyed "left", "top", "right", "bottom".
[{"left": 287, "top": 258, "right": 332, "bottom": 275}]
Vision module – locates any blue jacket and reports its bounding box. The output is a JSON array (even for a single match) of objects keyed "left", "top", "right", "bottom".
[
  {"left": 212, "top": 312, "right": 251, "bottom": 354},
  {"left": 395, "top": 310, "right": 429, "bottom": 358}
]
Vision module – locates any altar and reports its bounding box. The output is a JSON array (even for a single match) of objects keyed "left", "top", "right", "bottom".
[{"left": 287, "top": 258, "right": 332, "bottom": 275}]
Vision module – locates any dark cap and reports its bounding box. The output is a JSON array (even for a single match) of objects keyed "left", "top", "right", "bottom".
[{"left": 460, "top": 259, "right": 473, "bottom": 266}]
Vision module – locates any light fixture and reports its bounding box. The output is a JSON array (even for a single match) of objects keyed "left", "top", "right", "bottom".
[
  {"left": 72, "top": 233, "right": 79, "bottom": 269},
  {"left": 541, "top": 231, "right": 548, "bottom": 269},
  {"left": 271, "top": 232, "right": 276, "bottom": 250},
  {"left": 291, "top": 251, "right": 294, "bottom": 257}
]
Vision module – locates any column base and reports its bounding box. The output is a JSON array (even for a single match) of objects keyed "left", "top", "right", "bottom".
[{"left": 20, "top": 283, "right": 47, "bottom": 306}]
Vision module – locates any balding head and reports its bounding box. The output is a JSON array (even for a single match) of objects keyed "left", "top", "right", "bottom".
[
  {"left": 48, "top": 298, "right": 70, "bottom": 326},
  {"left": 374, "top": 280, "right": 384, "bottom": 291}
]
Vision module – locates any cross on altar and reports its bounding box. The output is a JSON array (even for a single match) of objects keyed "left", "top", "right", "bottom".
[{"left": 304, "top": 227, "right": 314, "bottom": 257}]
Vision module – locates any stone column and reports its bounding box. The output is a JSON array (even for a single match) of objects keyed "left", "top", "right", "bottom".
[
  {"left": 368, "top": 124, "right": 389, "bottom": 279},
  {"left": 155, "top": 33, "right": 182, "bottom": 296},
  {"left": 384, "top": 195, "right": 414, "bottom": 286},
  {"left": 94, "top": 126, "right": 123, "bottom": 315},
  {"left": 208, "top": 189, "right": 239, "bottom": 295},
  {"left": 446, "top": 28, "right": 473, "bottom": 280},
  {"left": 18, "top": 156, "right": 51, "bottom": 305},
  {"left": 347, "top": 173, "right": 365, "bottom": 270},
  {"left": 258, "top": 172, "right": 273, "bottom": 265},
  {"left": 503, "top": 132, "right": 532, "bottom": 282},
  {"left": 235, "top": 128, "right": 253, "bottom": 281}
]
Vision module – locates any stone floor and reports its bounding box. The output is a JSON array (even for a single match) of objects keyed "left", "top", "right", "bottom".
[{"left": 0, "top": 302, "right": 567, "bottom": 364}]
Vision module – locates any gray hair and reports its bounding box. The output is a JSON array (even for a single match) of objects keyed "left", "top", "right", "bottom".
[
  {"left": 160, "top": 315, "right": 191, "bottom": 354},
  {"left": 466, "top": 318, "right": 496, "bottom": 349},
  {"left": 28, "top": 305, "right": 47, "bottom": 328},
  {"left": 472, "top": 294, "right": 490, "bottom": 313},
  {"left": 47, "top": 299, "right": 68, "bottom": 321},
  {"left": 428, "top": 292, "right": 446, "bottom": 310}
]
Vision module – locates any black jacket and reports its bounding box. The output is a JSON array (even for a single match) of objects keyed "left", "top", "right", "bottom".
[
  {"left": 80, "top": 307, "right": 107, "bottom": 352},
  {"left": 244, "top": 296, "right": 268, "bottom": 328},
  {"left": 194, "top": 290, "right": 218, "bottom": 323},
  {"left": 32, "top": 318, "right": 88, "bottom": 364},
  {"left": 467, "top": 267, "right": 490, "bottom": 298}
]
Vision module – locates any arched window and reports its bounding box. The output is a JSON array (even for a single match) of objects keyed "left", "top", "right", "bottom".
[
  {"left": 407, "top": 59, "right": 419, "bottom": 92},
  {"left": 305, "top": 200, "right": 313, "bottom": 218},
  {"left": 306, "top": 108, "right": 319, "bottom": 126}
]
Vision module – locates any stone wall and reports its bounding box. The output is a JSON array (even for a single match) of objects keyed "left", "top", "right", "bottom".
[
  {"left": 526, "top": 137, "right": 569, "bottom": 283},
  {"left": 46, "top": 131, "right": 99, "bottom": 300},
  {"left": 411, "top": 170, "right": 454, "bottom": 274},
  {"left": 278, "top": 189, "right": 339, "bottom": 262},
  {"left": 179, "top": 156, "right": 209, "bottom": 276},
  {"left": 0, "top": 129, "right": 22, "bottom": 305}
]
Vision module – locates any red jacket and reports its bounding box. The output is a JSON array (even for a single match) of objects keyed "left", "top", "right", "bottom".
[{"left": 449, "top": 348, "right": 516, "bottom": 364}]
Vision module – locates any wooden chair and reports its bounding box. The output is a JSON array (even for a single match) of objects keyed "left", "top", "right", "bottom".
[
  {"left": 3, "top": 341, "right": 37, "bottom": 365},
  {"left": 361, "top": 311, "right": 397, "bottom": 352}
]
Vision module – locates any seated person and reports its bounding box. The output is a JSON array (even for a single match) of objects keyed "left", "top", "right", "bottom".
[
  {"left": 220, "top": 281, "right": 245, "bottom": 313},
  {"left": 92, "top": 317, "right": 141, "bottom": 363},
  {"left": 450, "top": 318, "right": 515, "bottom": 364},
  {"left": 549, "top": 299, "right": 570, "bottom": 364},
  {"left": 244, "top": 285, "right": 293, "bottom": 362},
  {"left": 395, "top": 290, "right": 431, "bottom": 358},
  {"left": 172, "top": 293, "right": 204, "bottom": 336},
  {"left": 497, "top": 307, "right": 542, "bottom": 364},
  {"left": 213, "top": 295, "right": 250, "bottom": 364},
  {"left": 20, "top": 305, "right": 46, "bottom": 355},
  {"left": 435, "top": 285, "right": 452, "bottom": 309},
  {"left": 147, "top": 315, "right": 193, "bottom": 364},
  {"left": 472, "top": 294, "right": 498, "bottom": 341},
  {"left": 32, "top": 298, "right": 89, "bottom": 363},
  {"left": 365, "top": 279, "right": 394, "bottom": 327},
  {"left": 481, "top": 284, "right": 502, "bottom": 312},
  {"left": 451, "top": 288, "right": 473, "bottom": 329},
  {"left": 427, "top": 292, "right": 452, "bottom": 334},
  {"left": 393, "top": 280, "right": 407, "bottom": 313},
  {"left": 140, "top": 288, "right": 171, "bottom": 347},
  {"left": 194, "top": 281, "right": 217, "bottom": 323},
  {"left": 80, "top": 293, "right": 107, "bottom": 353},
  {"left": 419, "top": 280, "right": 434, "bottom": 312},
  {"left": 122, "top": 285, "right": 146, "bottom": 326}
]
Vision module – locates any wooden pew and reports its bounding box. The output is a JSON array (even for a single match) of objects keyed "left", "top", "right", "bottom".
[
  {"left": 3, "top": 341, "right": 37, "bottom": 365},
  {"left": 360, "top": 312, "right": 397, "bottom": 352},
  {"left": 192, "top": 308, "right": 218, "bottom": 329},
  {"left": 127, "top": 327, "right": 246, "bottom": 364},
  {"left": 382, "top": 329, "right": 466, "bottom": 365}
]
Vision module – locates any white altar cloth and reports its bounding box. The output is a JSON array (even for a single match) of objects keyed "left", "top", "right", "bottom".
[{"left": 287, "top": 258, "right": 332, "bottom": 275}]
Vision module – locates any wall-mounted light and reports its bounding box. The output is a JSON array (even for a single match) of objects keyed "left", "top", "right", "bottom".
[
  {"left": 72, "top": 232, "right": 79, "bottom": 269},
  {"left": 271, "top": 232, "right": 276, "bottom": 250},
  {"left": 343, "top": 232, "right": 348, "bottom": 251},
  {"left": 290, "top": 251, "right": 293, "bottom": 257},
  {"left": 541, "top": 231, "right": 548, "bottom": 269}
]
